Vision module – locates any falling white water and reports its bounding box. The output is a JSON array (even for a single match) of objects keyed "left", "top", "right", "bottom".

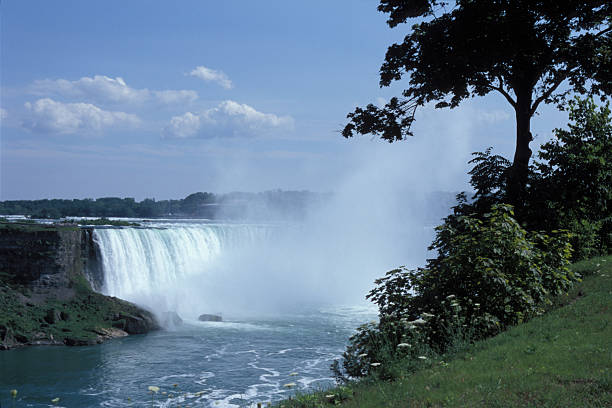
[
  {"left": 92, "top": 224, "right": 272, "bottom": 307},
  {"left": 90, "top": 203, "right": 438, "bottom": 320}
]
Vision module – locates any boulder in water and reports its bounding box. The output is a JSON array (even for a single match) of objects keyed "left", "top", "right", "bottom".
[
  {"left": 198, "top": 314, "right": 222, "bottom": 322},
  {"left": 112, "top": 312, "right": 159, "bottom": 334}
]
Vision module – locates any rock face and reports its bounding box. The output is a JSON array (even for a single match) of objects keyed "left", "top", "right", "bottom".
[
  {"left": 0, "top": 224, "right": 81, "bottom": 292},
  {"left": 198, "top": 314, "right": 223, "bottom": 322},
  {"left": 0, "top": 223, "right": 159, "bottom": 350}
]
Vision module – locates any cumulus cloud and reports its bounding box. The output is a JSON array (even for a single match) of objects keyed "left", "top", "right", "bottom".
[
  {"left": 30, "top": 75, "right": 198, "bottom": 105},
  {"left": 163, "top": 100, "right": 293, "bottom": 139},
  {"left": 164, "top": 112, "right": 201, "bottom": 138},
  {"left": 23, "top": 98, "right": 140, "bottom": 134},
  {"left": 188, "top": 66, "right": 233, "bottom": 89}
]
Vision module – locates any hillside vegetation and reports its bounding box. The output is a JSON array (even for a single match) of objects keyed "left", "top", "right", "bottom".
[
  {"left": 277, "top": 97, "right": 611, "bottom": 407},
  {"left": 281, "top": 256, "right": 611, "bottom": 407}
]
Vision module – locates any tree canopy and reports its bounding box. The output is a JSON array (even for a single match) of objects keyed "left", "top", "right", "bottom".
[{"left": 343, "top": 0, "right": 611, "bottom": 203}]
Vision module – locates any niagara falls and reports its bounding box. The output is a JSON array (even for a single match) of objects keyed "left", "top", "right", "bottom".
[{"left": 2, "top": 0, "right": 610, "bottom": 407}]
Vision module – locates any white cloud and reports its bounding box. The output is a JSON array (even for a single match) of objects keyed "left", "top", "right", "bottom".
[
  {"left": 0, "top": 108, "right": 7, "bottom": 120},
  {"left": 164, "top": 112, "right": 201, "bottom": 138},
  {"left": 188, "top": 66, "right": 233, "bottom": 89},
  {"left": 30, "top": 75, "right": 198, "bottom": 105},
  {"left": 23, "top": 98, "right": 140, "bottom": 135},
  {"left": 163, "top": 100, "right": 293, "bottom": 139}
]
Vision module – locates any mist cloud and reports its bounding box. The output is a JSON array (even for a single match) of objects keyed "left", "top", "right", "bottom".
[{"left": 163, "top": 100, "right": 293, "bottom": 139}]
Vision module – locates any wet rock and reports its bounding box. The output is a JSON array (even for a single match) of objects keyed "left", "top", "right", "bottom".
[
  {"left": 64, "top": 337, "right": 98, "bottom": 346},
  {"left": 112, "top": 312, "right": 159, "bottom": 334},
  {"left": 92, "top": 327, "right": 128, "bottom": 342},
  {"left": 198, "top": 314, "right": 222, "bottom": 322}
]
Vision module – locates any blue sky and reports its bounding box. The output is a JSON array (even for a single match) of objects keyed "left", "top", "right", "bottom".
[{"left": 0, "top": 0, "right": 570, "bottom": 200}]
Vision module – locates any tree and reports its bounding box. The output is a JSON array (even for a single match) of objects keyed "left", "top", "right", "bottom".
[
  {"left": 180, "top": 192, "right": 215, "bottom": 215},
  {"left": 343, "top": 0, "right": 611, "bottom": 204},
  {"left": 532, "top": 97, "right": 612, "bottom": 258}
]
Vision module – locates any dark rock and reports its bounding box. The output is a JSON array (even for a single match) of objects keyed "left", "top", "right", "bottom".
[
  {"left": 198, "top": 314, "right": 223, "bottom": 322},
  {"left": 0, "top": 325, "right": 18, "bottom": 349},
  {"left": 64, "top": 337, "right": 97, "bottom": 346},
  {"left": 0, "top": 226, "right": 81, "bottom": 291},
  {"left": 44, "top": 308, "right": 63, "bottom": 324},
  {"left": 113, "top": 312, "right": 159, "bottom": 334}
]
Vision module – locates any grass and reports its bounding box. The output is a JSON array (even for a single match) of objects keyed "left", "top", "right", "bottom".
[
  {"left": 62, "top": 218, "right": 141, "bottom": 227},
  {"left": 0, "top": 275, "right": 154, "bottom": 346},
  {"left": 0, "top": 221, "right": 79, "bottom": 233},
  {"left": 281, "top": 255, "right": 612, "bottom": 407},
  {"left": 0, "top": 218, "right": 141, "bottom": 228}
]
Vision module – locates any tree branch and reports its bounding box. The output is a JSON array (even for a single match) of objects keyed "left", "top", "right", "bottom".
[
  {"left": 530, "top": 72, "right": 570, "bottom": 116},
  {"left": 486, "top": 78, "right": 517, "bottom": 109},
  {"left": 593, "top": 25, "right": 612, "bottom": 39}
]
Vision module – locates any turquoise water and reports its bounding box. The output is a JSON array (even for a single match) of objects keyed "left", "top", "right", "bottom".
[
  {"left": 0, "top": 308, "right": 374, "bottom": 407},
  {"left": 0, "top": 219, "right": 404, "bottom": 407}
]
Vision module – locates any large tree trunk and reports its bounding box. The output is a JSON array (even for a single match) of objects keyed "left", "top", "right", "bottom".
[{"left": 507, "top": 91, "right": 533, "bottom": 210}]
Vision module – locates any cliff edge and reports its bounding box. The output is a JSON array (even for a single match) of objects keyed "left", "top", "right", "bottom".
[{"left": 0, "top": 222, "right": 159, "bottom": 349}]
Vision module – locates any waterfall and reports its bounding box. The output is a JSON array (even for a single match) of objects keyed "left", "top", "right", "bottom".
[
  {"left": 88, "top": 217, "right": 424, "bottom": 317},
  {"left": 92, "top": 224, "right": 272, "bottom": 302}
]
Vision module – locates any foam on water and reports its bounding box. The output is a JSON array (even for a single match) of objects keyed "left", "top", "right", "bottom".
[{"left": 0, "top": 307, "right": 377, "bottom": 407}]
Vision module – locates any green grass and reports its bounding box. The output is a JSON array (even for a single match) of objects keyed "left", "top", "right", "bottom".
[
  {"left": 0, "top": 221, "right": 79, "bottom": 233},
  {"left": 62, "top": 218, "right": 141, "bottom": 227},
  {"left": 281, "top": 256, "right": 612, "bottom": 407},
  {"left": 0, "top": 279, "right": 153, "bottom": 346}
]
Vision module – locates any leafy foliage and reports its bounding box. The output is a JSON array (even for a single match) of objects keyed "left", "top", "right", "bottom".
[
  {"left": 0, "top": 190, "right": 327, "bottom": 220},
  {"left": 297, "top": 259, "right": 612, "bottom": 408},
  {"left": 343, "top": 0, "right": 611, "bottom": 204},
  {"left": 454, "top": 98, "right": 611, "bottom": 260},
  {"left": 530, "top": 97, "right": 612, "bottom": 258},
  {"left": 336, "top": 205, "right": 575, "bottom": 379}
]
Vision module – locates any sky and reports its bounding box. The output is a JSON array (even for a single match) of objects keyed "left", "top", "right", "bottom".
[{"left": 0, "top": 0, "right": 571, "bottom": 201}]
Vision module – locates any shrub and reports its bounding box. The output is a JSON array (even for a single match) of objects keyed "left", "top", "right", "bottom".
[{"left": 336, "top": 205, "right": 575, "bottom": 379}]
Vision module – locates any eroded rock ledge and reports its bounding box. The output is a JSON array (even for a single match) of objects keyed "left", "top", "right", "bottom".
[{"left": 0, "top": 223, "right": 159, "bottom": 350}]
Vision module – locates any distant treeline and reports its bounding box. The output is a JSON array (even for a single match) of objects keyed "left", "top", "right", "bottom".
[{"left": 0, "top": 190, "right": 331, "bottom": 220}]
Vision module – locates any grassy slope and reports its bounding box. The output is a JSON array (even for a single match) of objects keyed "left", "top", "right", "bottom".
[{"left": 284, "top": 256, "right": 612, "bottom": 408}]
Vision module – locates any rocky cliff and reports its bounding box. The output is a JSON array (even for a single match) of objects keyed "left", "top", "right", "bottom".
[{"left": 0, "top": 223, "right": 159, "bottom": 349}]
